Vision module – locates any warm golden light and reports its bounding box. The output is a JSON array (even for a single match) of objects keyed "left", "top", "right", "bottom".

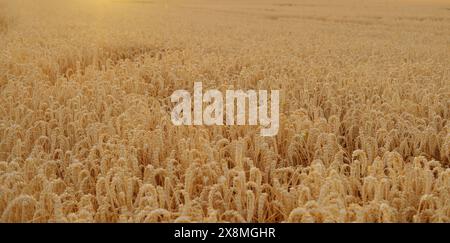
[{"left": 0, "top": 0, "right": 449, "bottom": 223}]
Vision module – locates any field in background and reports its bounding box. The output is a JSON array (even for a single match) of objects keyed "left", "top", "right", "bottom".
[{"left": 0, "top": 0, "right": 449, "bottom": 222}]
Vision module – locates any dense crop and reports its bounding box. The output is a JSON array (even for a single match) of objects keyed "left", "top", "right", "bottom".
[{"left": 0, "top": 0, "right": 449, "bottom": 222}]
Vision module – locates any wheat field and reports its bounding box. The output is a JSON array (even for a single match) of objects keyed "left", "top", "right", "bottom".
[{"left": 0, "top": 0, "right": 449, "bottom": 223}]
